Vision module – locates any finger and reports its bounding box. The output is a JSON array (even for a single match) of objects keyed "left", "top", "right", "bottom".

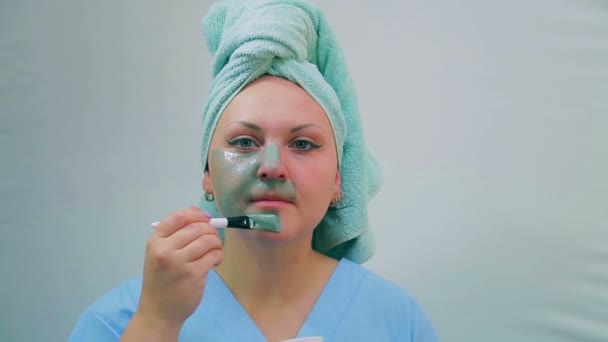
[
  {"left": 155, "top": 208, "right": 210, "bottom": 238},
  {"left": 189, "top": 248, "right": 223, "bottom": 274},
  {"left": 167, "top": 221, "right": 217, "bottom": 250},
  {"left": 189, "top": 205, "right": 213, "bottom": 219},
  {"left": 179, "top": 233, "right": 223, "bottom": 262}
]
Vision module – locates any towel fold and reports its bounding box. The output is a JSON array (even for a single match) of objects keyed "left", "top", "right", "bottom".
[{"left": 199, "top": 0, "right": 383, "bottom": 263}]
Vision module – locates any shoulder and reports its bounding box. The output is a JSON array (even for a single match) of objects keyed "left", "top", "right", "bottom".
[
  {"left": 69, "top": 277, "right": 142, "bottom": 341},
  {"left": 337, "top": 259, "right": 439, "bottom": 341}
]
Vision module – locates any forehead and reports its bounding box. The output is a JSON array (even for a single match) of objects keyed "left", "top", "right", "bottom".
[{"left": 217, "top": 76, "right": 331, "bottom": 129}]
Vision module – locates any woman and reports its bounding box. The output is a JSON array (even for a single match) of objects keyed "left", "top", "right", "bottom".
[{"left": 70, "top": 1, "right": 438, "bottom": 341}]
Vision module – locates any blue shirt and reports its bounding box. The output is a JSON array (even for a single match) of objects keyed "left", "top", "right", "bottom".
[{"left": 69, "top": 259, "right": 438, "bottom": 341}]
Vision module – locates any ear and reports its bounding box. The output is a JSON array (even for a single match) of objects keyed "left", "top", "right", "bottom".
[
  {"left": 202, "top": 169, "right": 214, "bottom": 194},
  {"left": 333, "top": 169, "right": 341, "bottom": 193}
]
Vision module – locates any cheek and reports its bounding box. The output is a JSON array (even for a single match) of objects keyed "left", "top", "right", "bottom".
[
  {"left": 294, "top": 162, "right": 337, "bottom": 201},
  {"left": 290, "top": 164, "right": 336, "bottom": 230},
  {"left": 209, "top": 150, "right": 258, "bottom": 216}
]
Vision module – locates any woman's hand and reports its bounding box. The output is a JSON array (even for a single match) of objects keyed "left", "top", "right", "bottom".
[{"left": 122, "top": 206, "right": 223, "bottom": 341}]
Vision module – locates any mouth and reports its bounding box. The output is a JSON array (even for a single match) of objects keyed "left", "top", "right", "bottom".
[{"left": 250, "top": 193, "right": 295, "bottom": 208}]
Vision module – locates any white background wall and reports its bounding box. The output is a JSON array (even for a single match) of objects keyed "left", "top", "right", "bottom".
[{"left": 1, "top": 1, "right": 607, "bottom": 341}]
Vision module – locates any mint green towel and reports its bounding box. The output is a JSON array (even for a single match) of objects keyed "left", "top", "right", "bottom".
[{"left": 199, "top": 0, "right": 383, "bottom": 263}]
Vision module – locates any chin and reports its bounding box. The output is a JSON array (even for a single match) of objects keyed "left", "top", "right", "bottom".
[
  {"left": 252, "top": 219, "right": 314, "bottom": 244},
  {"left": 241, "top": 208, "right": 321, "bottom": 242}
]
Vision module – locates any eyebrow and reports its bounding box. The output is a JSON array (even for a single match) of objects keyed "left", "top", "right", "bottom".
[
  {"left": 290, "top": 123, "right": 323, "bottom": 133},
  {"left": 228, "top": 121, "right": 323, "bottom": 133},
  {"left": 229, "top": 121, "right": 261, "bottom": 131}
]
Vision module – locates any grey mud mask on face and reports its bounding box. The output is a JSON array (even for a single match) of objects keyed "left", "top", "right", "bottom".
[{"left": 209, "top": 143, "right": 296, "bottom": 223}]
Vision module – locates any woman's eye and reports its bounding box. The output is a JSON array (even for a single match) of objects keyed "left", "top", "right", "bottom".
[
  {"left": 291, "top": 140, "right": 320, "bottom": 151},
  {"left": 228, "top": 137, "right": 258, "bottom": 149}
]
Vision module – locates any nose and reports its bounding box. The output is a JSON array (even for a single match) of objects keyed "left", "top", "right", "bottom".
[{"left": 257, "top": 143, "right": 287, "bottom": 180}]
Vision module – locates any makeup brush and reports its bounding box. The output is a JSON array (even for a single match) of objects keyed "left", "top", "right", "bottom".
[{"left": 150, "top": 214, "right": 281, "bottom": 233}]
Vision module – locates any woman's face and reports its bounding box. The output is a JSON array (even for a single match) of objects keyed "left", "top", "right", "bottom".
[{"left": 203, "top": 76, "right": 340, "bottom": 242}]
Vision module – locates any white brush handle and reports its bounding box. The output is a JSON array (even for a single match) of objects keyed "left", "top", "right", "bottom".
[{"left": 150, "top": 217, "right": 227, "bottom": 229}]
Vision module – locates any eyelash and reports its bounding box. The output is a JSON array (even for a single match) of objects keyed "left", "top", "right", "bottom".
[
  {"left": 291, "top": 139, "right": 321, "bottom": 151},
  {"left": 227, "top": 137, "right": 321, "bottom": 152},
  {"left": 227, "top": 137, "right": 260, "bottom": 149}
]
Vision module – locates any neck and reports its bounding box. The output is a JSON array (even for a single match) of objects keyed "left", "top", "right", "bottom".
[{"left": 214, "top": 231, "right": 329, "bottom": 307}]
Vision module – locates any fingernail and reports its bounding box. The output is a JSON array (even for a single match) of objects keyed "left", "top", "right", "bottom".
[{"left": 203, "top": 211, "right": 212, "bottom": 218}]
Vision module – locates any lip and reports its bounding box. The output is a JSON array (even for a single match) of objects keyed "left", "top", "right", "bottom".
[
  {"left": 251, "top": 191, "right": 296, "bottom": 202},
  {"left": 251, "top": 200, "right": 292, "bottom": 209},
  {"left": 252, "top": 194, "right": 293, "bottom": 202},
  {"left": 250, "top": 194, "right": 295, "bottom": 209}
]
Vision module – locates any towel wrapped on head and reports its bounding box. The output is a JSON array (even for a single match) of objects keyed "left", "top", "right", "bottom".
[{"left": 199, "top": 0, "right": 383, "bottom": 263}]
